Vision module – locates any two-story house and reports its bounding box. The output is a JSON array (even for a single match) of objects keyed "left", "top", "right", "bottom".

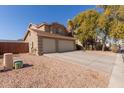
[{"left": 24, "top": 22, "right": 76, "bottom": 55}]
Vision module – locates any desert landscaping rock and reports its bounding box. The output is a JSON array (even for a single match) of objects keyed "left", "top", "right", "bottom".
[{"left": 0, "top": 54, "right": 109, "bottom": 88}]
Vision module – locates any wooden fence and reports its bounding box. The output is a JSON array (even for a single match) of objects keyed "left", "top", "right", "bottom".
[{"left": 0, "top": 42, "right": 29, "bottom": 55}]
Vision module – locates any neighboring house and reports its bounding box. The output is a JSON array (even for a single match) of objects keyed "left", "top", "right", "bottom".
[{"left": 24, "top": 22, "right": 76, "bottom": 55}]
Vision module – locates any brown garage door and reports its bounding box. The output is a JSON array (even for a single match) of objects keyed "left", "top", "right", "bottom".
[
  {"left": 58, "top": 40, "right": 75, "bottom": 52},
  {"left": 0, "top": 42, "right": 29, "bottom": 55},
  {"left": 42, "top": 38, "right": 56, "bottom": 53}
]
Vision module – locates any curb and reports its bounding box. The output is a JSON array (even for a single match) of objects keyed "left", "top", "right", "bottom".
[{"left": 108, "top": 53, "right": 124, "bottom": 88}]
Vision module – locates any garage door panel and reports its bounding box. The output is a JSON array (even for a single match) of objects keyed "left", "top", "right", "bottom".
[
  {"left": 58, "top": 40, "right": 74, "bottom": 52},
  {"left": 42, "top": 38, "right": 56, "bottom": 53}
]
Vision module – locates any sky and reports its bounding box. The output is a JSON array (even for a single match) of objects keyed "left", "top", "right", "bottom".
[{"left": 0, "top": 5, "right": 96, "bottom": 40}]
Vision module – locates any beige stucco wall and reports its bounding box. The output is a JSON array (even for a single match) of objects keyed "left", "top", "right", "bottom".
[
  {"left": 30, "top": 25, "right": 46, "bottom": 32},
  {"left": 38, "top": 26, "right": 45, "bottom": 31},
  {"left": 44, "top": 25, "right": 50, "bottom": 32},
  {"left": 25, "top": 31, "right": 39, "bottom": 55}
]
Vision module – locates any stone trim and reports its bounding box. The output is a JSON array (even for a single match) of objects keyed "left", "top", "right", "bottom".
[{"left": 37, "top": 36, "right": 43, "bottom": 55}]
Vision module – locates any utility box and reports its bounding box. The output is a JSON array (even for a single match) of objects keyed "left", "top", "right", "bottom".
[{"left": 3, "top": 53, "right": 13, "bottom": 70}]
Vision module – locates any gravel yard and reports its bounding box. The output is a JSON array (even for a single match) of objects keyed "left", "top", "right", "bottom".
[{"left": 0, "top": 53, "right": 110, "bottom": 88}]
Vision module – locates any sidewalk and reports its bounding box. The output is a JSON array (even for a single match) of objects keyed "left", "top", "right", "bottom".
[{"left": 108, "top": 53, "right": 124, "bottom": 88}]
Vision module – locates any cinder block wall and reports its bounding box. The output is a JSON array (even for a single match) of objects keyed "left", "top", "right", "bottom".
[{"left": 0, "top": 42, "right": 29, "bottom": 55}]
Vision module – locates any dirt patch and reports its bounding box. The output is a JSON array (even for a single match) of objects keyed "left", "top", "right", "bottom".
[{"left": 0, "top": 54, "right": 110, "bottom": 88}]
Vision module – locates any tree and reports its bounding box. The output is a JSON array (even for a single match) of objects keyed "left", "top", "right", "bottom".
[
  {"left": 97, "top": 14, "right": 113, "bottom": 51},
  {"left": 108, "top": 6, "right": 124, "bottom": 40},
  {"left": 68, "top": 5, "right": 124, "bottom": 51},
  {"left": 68, "top": 10, "right": 99, "bottom": 49},
  {"left": 110, "top": 21, "right": 124, "bottom": 39},
  {"left": 98, "top": 5, "right": 124, "bottom": 42}
]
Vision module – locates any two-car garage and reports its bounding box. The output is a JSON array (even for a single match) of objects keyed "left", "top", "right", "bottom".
[{"left": 42, "top": 38, "right": 75, "bottom": 53}]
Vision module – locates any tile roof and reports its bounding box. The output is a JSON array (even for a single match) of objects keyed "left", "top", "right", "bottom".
[{"left": 24, "top": 28, "right": 75, "bottom": 41}]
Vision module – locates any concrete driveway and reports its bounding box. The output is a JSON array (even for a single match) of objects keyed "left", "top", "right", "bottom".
[{"left": 44, "top": 51, "right": 117, "bottom": 74}]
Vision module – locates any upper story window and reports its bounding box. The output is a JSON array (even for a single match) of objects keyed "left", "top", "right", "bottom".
[{"left": 52, "top": 28, "right": 58, "bottom": 34}]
